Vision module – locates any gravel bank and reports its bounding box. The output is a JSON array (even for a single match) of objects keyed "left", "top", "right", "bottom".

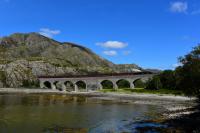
[{"left": 0, "top": 88, "right": 195, "bottom": 101}]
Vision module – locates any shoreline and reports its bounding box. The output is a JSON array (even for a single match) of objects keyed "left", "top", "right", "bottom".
[
  {"left": 0, "top": 88, "right": 195, "bottom": 101},
  {"left": 0, "top": 88, "right": 198, "bottom": 128}
]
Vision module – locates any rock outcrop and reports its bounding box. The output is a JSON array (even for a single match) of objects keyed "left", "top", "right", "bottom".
[{"left": 0, "top": 33, "right": 142, "bottom": 87}]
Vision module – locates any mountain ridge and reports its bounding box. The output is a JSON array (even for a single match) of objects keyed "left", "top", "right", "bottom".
[{"left": 0, "top": 32, "right": 143, "bottom": 87}]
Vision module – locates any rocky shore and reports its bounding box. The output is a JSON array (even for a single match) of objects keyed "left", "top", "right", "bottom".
[
  {"left": 0, "top": 88, "right": 198, "bottom": 132},
  {"left": 0, "top": 88, "right": 195, "bottom": 101}
]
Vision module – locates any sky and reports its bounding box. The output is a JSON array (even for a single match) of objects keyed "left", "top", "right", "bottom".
[{"left": 0, "top": 0, "right": 200, "bottom": 70}]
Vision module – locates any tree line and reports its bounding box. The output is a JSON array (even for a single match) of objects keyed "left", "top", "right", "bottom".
[{"left": 145, "top": 44, "right": 200, "bottom": 97}]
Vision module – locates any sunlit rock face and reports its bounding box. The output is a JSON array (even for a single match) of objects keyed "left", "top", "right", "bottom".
[
  {"left": 0, "top": 33, "right": 142, "bottom": 87},
  {"left": 114, "top": 64, "right": 142, "bottom": 73}
]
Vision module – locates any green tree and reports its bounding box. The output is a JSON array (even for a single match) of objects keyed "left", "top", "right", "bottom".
[
  {"left": 159, "top": 70, "right": 176, "bottom": 90},
  {"left": 175, "top": 44, "right": 200, "bottom": 97},
  {"left": 117, "top": 79, "right": 130, "bottom": 88},
  {"left": 134, "top": 79, "right": 146, "bottom": 88},
  {"left": 21, "top": 79, "right": 40, "bottom": 88},
  {"left": 101, "top": 80, "right": 113, "bottom": 89},
  {"left": 145, "top": 76, "right": 162, "bottom": 90}
]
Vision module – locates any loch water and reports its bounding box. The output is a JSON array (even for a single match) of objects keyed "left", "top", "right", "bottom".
[{"left": 0, "top": 94, "right": 190, "bottom": 133}]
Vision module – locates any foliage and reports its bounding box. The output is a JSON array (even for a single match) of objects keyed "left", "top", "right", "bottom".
[
  {"left": 175, "top": 44, "right": 200, "bottom": 96},
  {"left": 144, "top": 44, "right": 200, "bottom": 97},
  {"left": 145, "top": 76, "right": 162, "bottom": 90},
  {"left": 76, "top": 81, "right": 86, "bottom": 89},
  {"left": 159, "top": 70, "right": 176, "bottom": 90},
  {"left": 0, "top": 70, "right": 7, "bottom": 87},
  {"left": 100, "top": 88, "right": 184, "bottom": 95},
  {"left": 21, "top": 80, "right": 40, "bottom": 88},
  {"left": 117, "top": 79, "right": 130, "bottom": 88},
  {"left": 0, "top": 46, "right": 7, "bottom": 64},
  {"left": 101, "top": 80, "right": 113, "bottom": 89},
  {"left": 134, "top": 79, "right": 146, "bottom": 88},
  {"left": 145, "top": 70, "right": 176, "bottom": 90},
  {"left": 26, "top": 57, "right": 44, "bottom": 61}
]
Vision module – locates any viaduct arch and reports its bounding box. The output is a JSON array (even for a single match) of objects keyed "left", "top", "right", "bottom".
[{"left": 38, "top": 72, "right": 154, "bottom": 92}]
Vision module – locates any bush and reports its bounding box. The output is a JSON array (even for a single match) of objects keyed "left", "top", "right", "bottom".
[
  {"left": 0, "top": 70, "right": 7, "bottom": 87},
  {"left": 117, "top": 79, "right": 130, "bottom": 88},
  {"left": 101, "top": 80, "right": 113, "bottom": 89},
  {"left": 174, "top": 45, "right": 200, "bottom": 97},
  {"left": 21, "top": 80, "right": 40, "bottom": 88},
  {"left": 134, "top": 79, "right": 146, "bottom": 88},
  {"left": 159, "top": 70, "right": 176, "bottom": 90},
  {"left": 145, "top": 76, "right": 162, "bottom": 90}
]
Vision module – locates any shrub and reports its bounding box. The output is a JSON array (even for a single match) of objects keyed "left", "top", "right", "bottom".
[
  {"left": 145, "top": 76, "right": 162, "bottom": 90},
  {"left": 134, "top": 79, "right": 146, "bottom": 88},
  {"left": 117, "top": 79, "right": 130, "bottom": 88},
  {"left": 174, "top": 45, "right": 200, "bottom": 97},
  {"left": 21, "top": 79, "right": 40, "bottom": 88},
  {"left": 101, "top": 80, "right": 113, "bottom": 89},
  {"left": 0, "top": 70, "right": 7, "bottom": 87},
  {"left": 159, "top": 70, "right": 176, "bottom": 90}
]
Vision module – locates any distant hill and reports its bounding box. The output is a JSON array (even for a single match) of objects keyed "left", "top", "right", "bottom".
[
  {"left": 0, "top": 33, "right": 144, "bottom": 87},
  {"left": 0, "top": 33, "right": 114, "bottom": 69},
  {"left": 115, "top": 64, "right": 142, "bottom": 72},
  {"left": 144, "top": 69, "right": 162, "bottom": 74}
]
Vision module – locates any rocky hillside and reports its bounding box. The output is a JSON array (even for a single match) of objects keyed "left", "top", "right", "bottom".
[
  {"left": 0, "top": 33, "right": 142, "bottom": 87},
  {"left": 115, "top": 64, "right": 142, "bottom": 72}
]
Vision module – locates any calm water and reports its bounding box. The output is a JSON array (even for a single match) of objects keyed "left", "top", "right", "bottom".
[{"left": 0, "top": 94, "right": 186, "bottom": 133}]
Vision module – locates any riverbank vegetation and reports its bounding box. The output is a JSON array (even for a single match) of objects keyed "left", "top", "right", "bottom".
[
  {"left": 100, "top": 44, "right": 200, "bottom": 132},
  {"left": 146, "top": 44, "right": 200, "bottom": 98},
  {"left": 135, "top": 44, "right": 200, "bottom": 132},
  {"left": 102, "top": 44, "right": 200, "bottom": 97},
  {"left": 21, "top": 79, "right": 40, "bottom": 88},
  {"left": 100, "top": 88, "right": 184, "bottom": 95}
]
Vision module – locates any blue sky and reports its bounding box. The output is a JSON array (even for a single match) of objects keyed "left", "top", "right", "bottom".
[{"left": 0, "top": 0, "right": 200, "bottom": 69}]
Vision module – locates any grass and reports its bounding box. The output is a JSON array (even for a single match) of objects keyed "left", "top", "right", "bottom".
[{"left": 99, "top": 88, "right": 184, "bottom": 96}]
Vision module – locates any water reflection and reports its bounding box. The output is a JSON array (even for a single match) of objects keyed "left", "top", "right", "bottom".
[
  {"left": 43, "top": 126, "right": 88, "bottom": 133},
  {"left": 0, "top": 94, "right": 90, "bottom": 106},
  {"left": 0, "top": 94, "right": 184, "bottom": 133}
]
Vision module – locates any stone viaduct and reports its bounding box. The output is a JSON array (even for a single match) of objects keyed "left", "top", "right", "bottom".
[{"left": 38, "top": 72, "right": 154, "bottom": 92}]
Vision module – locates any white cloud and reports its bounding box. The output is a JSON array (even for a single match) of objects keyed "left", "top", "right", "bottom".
[
  {"left": 170, "top": 1, "right": 188, "bottom": 13},
  {"left": 103, "top": 50, "right": 117, "bottom": 56},
  {"left": 97, "top": 41, "right": 128, "bottom": 49},
  {"left": 122, "top": 50, "right": 131, "bottom": 55},
  {"left": 39, "top": 28, "right": 61, "bottom": 38},
  {"left": 172, "top": 63, "right": 182, "bottom": 68}
]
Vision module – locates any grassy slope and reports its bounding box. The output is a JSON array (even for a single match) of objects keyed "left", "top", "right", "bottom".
[{"left": 99, "top": 88, "right": 184, "bottom": 96}]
